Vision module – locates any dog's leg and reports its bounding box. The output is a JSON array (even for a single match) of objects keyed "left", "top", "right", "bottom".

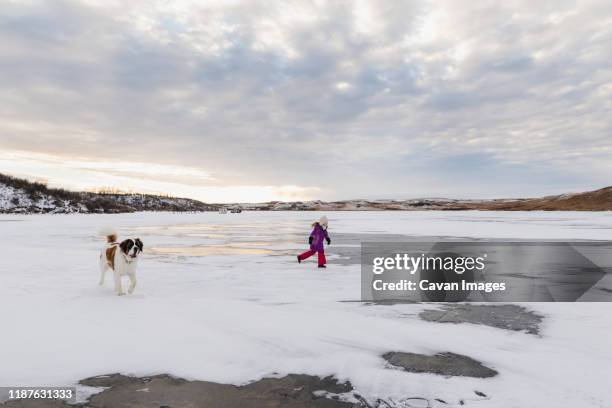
[
  {"left": 99, "top": 257, "right": 108, "bottom": 286},
  {"left": 128, "top": 273, "right": 137, "bottom": 294},
  {"left": 114, "top": 270, "right": 125, "bottom": 296},
  {"left": 99, "top": 266, "right": 107, "bottom": 286}
]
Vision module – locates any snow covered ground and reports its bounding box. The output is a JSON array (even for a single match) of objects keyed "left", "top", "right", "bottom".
[{"left": 1, "top": 211, "right": 612, "bottom": 407}]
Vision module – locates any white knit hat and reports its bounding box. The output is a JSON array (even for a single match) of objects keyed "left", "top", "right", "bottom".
[{"left": 319, "top": 215, "right": 328, "bottom": 227}]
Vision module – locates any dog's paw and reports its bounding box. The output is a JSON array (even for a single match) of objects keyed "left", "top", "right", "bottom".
[{"left": 117, "top": 292, "right": 125, "bottom": 296}]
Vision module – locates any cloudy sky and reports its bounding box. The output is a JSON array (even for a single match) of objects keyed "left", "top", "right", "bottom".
[{"left": 1, "top": 0, "right": 611, "bottom": 202}]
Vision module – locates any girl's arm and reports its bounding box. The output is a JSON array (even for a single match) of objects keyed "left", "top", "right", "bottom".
[{"left": 324, "top": 229, "right": 330, "bottom": 244}]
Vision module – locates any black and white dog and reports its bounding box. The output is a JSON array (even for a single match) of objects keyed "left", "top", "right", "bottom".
[{"left": 99, "top": 229, "right": 143, "bottom": 296}]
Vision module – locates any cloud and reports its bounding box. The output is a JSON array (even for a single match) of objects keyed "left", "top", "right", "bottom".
[
  {"left": 0, "top": 149, "right": 322, "bottom": 202},
  {"left": 0, "top": 0, "right": 611, "bottom": 201}
]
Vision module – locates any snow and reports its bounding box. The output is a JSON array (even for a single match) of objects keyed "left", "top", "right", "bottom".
[
  {"left": 0, "top": 183, "right": 35, "bottom": 210},
  {"left": 0, "top": 181, "right": 214, "bottom": 214},
  {"left": 0, "top": 183, "right": 84, "bottom": 213},
  {"left": 1, "top": 211, "right": 611, "bottom": 407}
]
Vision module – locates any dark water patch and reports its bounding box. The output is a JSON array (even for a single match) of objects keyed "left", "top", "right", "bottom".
[
  {"left": 1, "top": 372, "right": 489, "bottom": 407},
  {"left": 1, "top": 373, "right": 364, "bottom": 407},
  {"left": 419, "top": 304, "right": 542, "bottom": 335},
  {"left": 383, "top": 351, "right": 498, "bottom": 378},
  {"left": 79, "top": 373, "right": 359, "bottom": 407}
]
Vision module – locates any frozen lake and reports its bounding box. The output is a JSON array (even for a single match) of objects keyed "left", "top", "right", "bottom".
[{"left": 1, "top": 211, "right": 612, "bottom": 407}]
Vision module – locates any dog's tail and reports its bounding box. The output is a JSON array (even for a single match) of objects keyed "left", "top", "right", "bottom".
[{"left": 99, "top": 227, "right": 118, "bottom": 244}]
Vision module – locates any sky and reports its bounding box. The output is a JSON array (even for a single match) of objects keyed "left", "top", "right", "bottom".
[{"left": 0, "top": 0, "right": 611, "bottom": 203}]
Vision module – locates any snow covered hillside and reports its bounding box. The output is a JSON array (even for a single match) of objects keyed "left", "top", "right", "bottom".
[
  {"left": 3, "top": 172, "right": 611, "bottom": 214},
  {"left": 0, "top": 173, "right": 218, "bottom": 214},
  {"left": 0, "top": 181, "right": 88, "bottom": 214}
]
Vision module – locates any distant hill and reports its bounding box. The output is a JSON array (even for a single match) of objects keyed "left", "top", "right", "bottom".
[
  {"left": 233, "top": 187, "right": 612, "bottom": 211},
  {"left": 2, "top": 172, "right": 611, "bottom": 213},
  {"left": 0, "top": 173, "right": 219, "bottom": 214},
  {"left": 474, "top": 187, "right": 612, "bottom": 211}
]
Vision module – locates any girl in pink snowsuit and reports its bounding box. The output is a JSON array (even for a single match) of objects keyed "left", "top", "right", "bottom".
[{"left": 297, "top": 216, "right": 330, "bottom": 268}]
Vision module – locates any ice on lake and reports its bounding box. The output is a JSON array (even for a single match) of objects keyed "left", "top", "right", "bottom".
[{"left": 1, "top": 211, "right": 612, "bottom": 407}]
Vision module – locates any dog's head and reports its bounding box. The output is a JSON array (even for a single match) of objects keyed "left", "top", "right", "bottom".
[{"left": 120, "top": 238, "right": 144, "bottom": 259}]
